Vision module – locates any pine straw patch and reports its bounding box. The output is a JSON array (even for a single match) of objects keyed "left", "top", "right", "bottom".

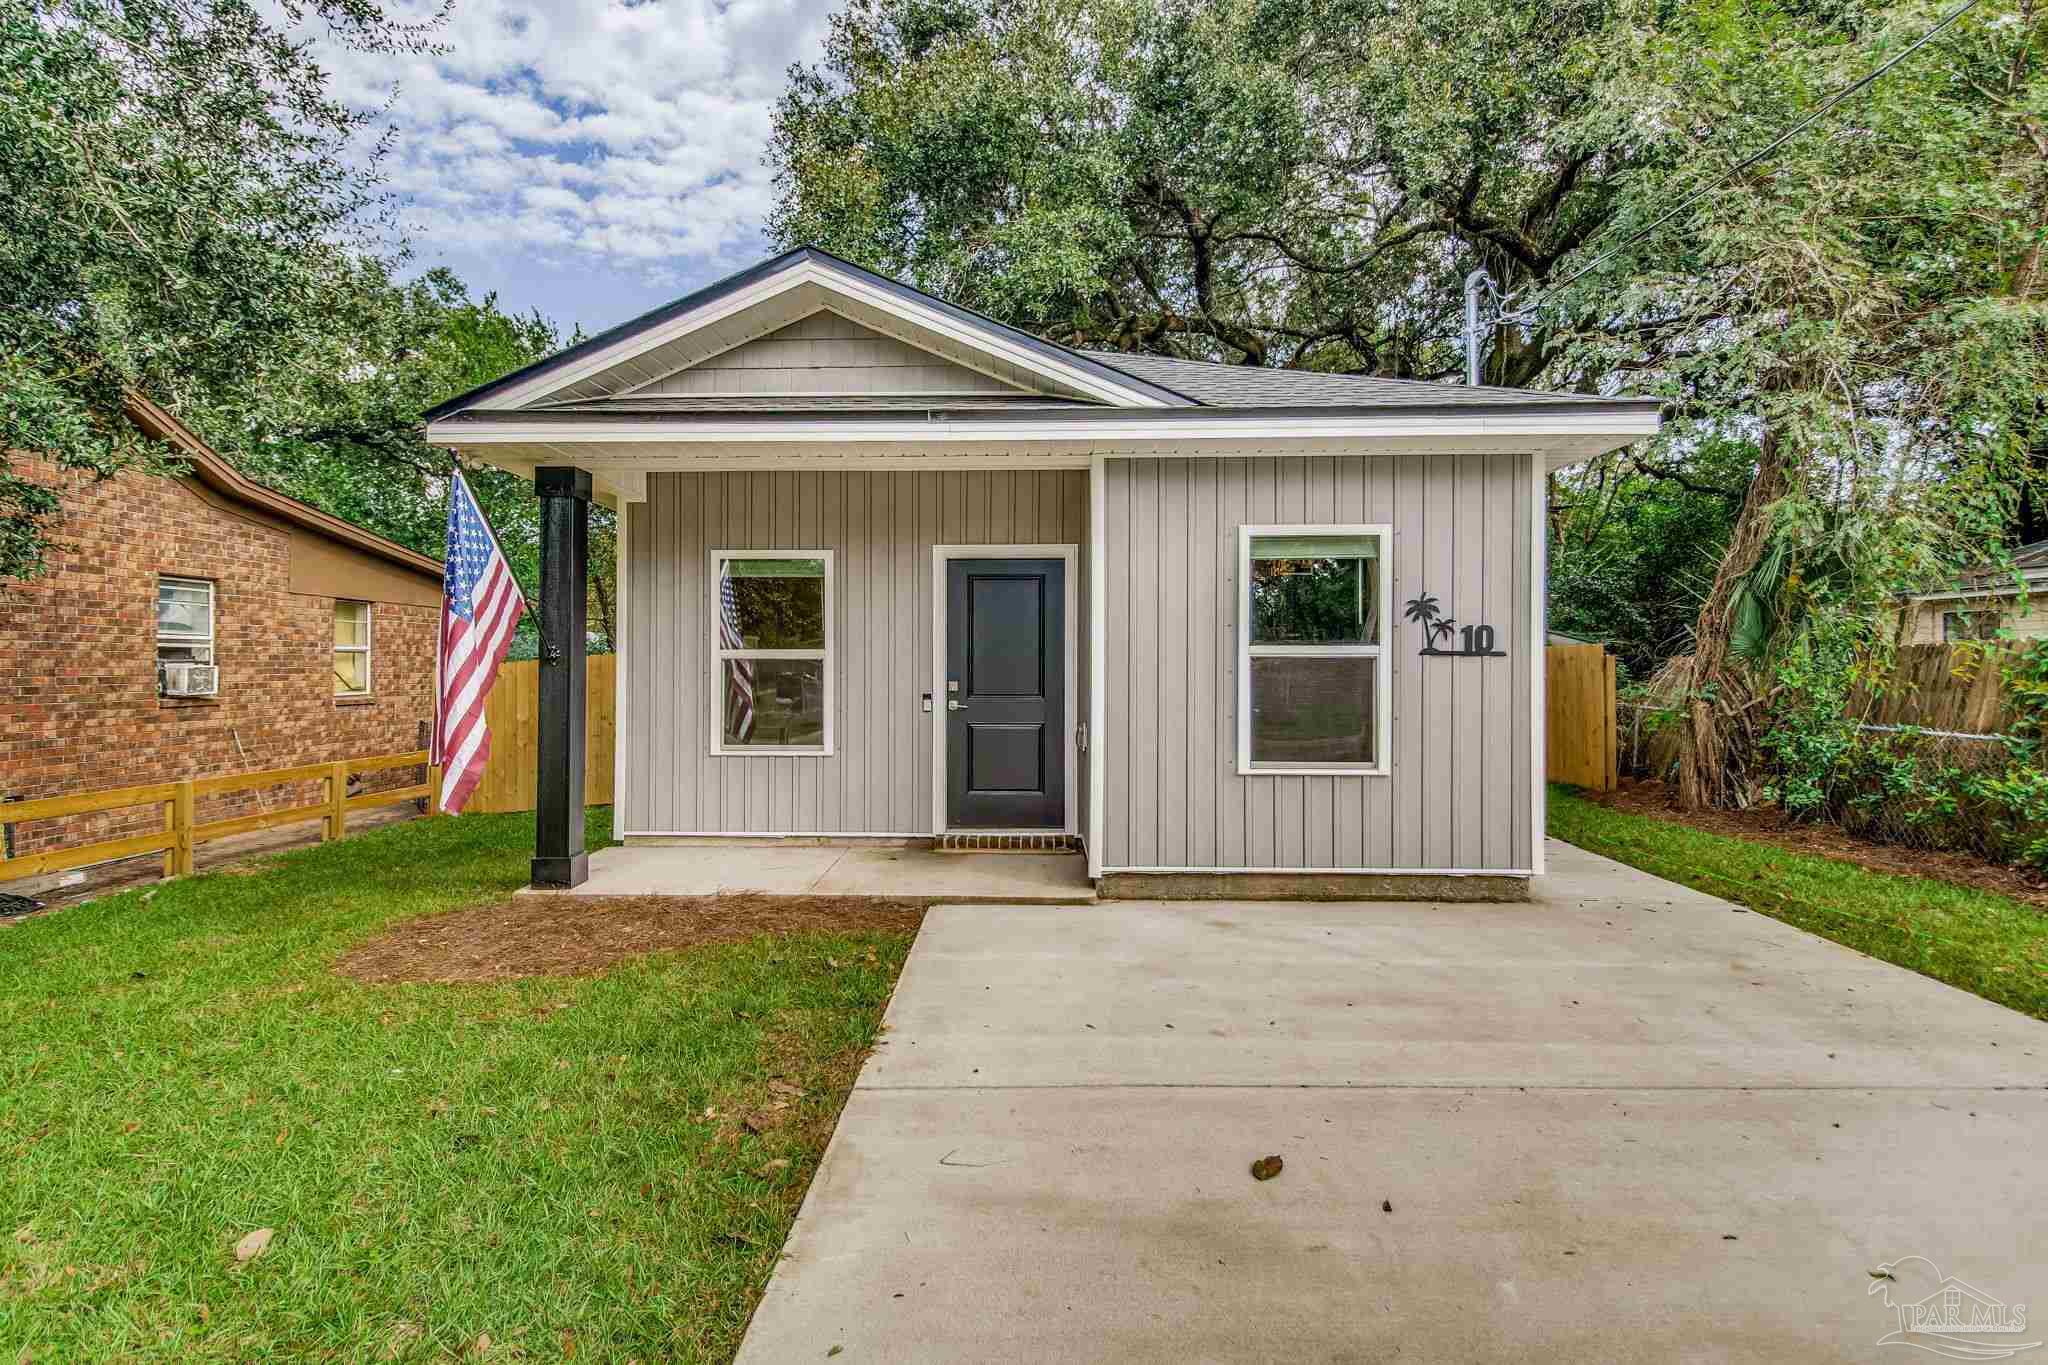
[
  {"left": 335, "top": 894, "right": 930, "bottom": 984},
  {"left": 1589, "top": 777, "right": 2048, "bottom": 911}
]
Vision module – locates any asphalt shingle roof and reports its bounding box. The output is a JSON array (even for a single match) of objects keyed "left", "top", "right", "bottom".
[{"left": 1080, "top": 351, "right": 1606, "bottom": 408}]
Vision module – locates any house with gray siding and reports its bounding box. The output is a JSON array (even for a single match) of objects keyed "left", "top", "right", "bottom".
[{"left": 424, "top": 248, "right": 1660, "bottom": 896}]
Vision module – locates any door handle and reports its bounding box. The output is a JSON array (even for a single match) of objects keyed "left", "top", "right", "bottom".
[{"left": 947, "top": 699, "right": 965, "bottom": 711}]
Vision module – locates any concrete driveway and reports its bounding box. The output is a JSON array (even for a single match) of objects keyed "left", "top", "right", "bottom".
[{"left": 737, "top": 841, "right": 2048, "bottom": 1363}]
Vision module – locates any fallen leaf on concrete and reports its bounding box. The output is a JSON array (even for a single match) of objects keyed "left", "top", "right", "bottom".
[
  {"left": 827, "top": 1348, "right": 843, "bottom": 1358},
  {"left": 1250, "top": 1155, "right": 1283, "bottom": 1181},
  {"left": 233, "top": 1228, "right": 273, "bottom": 1263},
  {"left": 1382, "top": 1200, "right": 1393, "bottom": 1213}
]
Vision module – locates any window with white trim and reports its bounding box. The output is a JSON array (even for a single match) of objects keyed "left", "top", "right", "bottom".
[
  {"left": 1237, "top": 526, "right": 1390, "bottom": 775},
  {"left": 156, "top": 576, "right": 218, "bottom": 695},
  {"left": 334, "top": 600, "right": 372, "bottom": 696},
  {"left": 711, "top": 550, "right": 833, "bottom": 754}
]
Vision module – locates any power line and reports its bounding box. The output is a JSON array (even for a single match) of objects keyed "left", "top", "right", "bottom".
[{"left": 1506, "top": 0, "right": 1989, "bottom": 310}]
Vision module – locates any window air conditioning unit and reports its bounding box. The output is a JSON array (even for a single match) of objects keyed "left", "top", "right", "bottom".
[{"left": 161, "top": 663, "right": 219, "bottom": 697}]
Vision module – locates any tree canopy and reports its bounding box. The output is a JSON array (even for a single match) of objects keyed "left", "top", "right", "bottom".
[
  {"left": 2, "top": 0, "right": 614, "bottom": 643},
  {"left": 1, "top": 0, "right": 443, "bottom": 580},
  {"left": 771, "top": 0, "right": 1655, "bottom": 381}
]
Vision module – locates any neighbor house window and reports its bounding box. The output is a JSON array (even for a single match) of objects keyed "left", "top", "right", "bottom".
[
  {"left": 1942, "top": 608, "right": 2001, "bottom": 642},
  {"left": 156, "top": 576, "right": 218, "bottom": 696},
  {"left": 1237, "top": 526, "right": 1391, "bottom": 775},
  {"left": 334, "top": 600, "right": 371, "bottom": 696},
  {"left": 711, "top": 550, "right": 833, "bottom": 754}
]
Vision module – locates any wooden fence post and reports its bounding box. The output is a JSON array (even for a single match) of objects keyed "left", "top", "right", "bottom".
[
  {"left": 171, "top": 779, "right": 195, "bottom": 877},
  {"left": 325, "top": 761, "right": 349, "bottom": 842},
  {"left": 1597, "top": 650, "right": 1613, "bottom": 789},
  {"left": 427, "top": 763, "right": 443, "bottom": 817}
]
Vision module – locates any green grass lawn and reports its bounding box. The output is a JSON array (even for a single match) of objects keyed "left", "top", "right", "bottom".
[
  {"left": 0, "top": 809, "right": 916, "bottom": 1362},
  {"left": 1549, "top": 785, "right": 2048, "bottom": 1021}
]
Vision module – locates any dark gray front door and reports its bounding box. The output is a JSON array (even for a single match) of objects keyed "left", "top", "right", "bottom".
[{"left": 946, "top": 558, "right": 1065, "bottom": 830}]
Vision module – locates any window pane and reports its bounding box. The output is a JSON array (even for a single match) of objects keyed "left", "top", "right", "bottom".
[
  {"left": 722, "top": 658, "right": 825, "bottom": 747},
  {"left": 157, "top": 644, "right": 213, "bottom": 665},
  {"left": 335, "top": 650, "right": 370, "bottom": 694},
  {"left": 1943, "top": 609, "right": 2000, "bottom": 642},
  {"left": 1251, "top": 553, "right": 1378, "bottom": 644},
  {"left": 158, "top": 581, "right": 212, "bottom": 637},
  {"left": 1249, "top": 655, "right": 1377, "bottom": 766},
  {"left": 719, "top": 558, "right": 825, "bottom": 649},
  {"left": 334, "top": 601, "right": 369, "bottom": 646}
]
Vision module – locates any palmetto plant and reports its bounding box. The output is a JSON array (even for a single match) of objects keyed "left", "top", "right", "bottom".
[{"left": 1403, "top": 593, "right": 1457, "bottom": 649}]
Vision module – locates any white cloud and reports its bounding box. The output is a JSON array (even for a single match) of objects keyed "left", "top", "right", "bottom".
[{"left": 307, "top": 0, "right": 839, "bottom": 325}]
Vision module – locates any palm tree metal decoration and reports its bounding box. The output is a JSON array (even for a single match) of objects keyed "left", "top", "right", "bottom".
[
  {"left": 1403, "top": 593, "right": 1457, "bottom": 652},
  {"left": 1404, "top": 591, "right": 1506, "bottom": 656}
]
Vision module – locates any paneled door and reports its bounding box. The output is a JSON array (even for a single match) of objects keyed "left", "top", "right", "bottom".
[{"left": 944, "top": 558, "right": 1066, "bottom": 829}]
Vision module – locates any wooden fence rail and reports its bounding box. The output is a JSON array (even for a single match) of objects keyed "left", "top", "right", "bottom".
[{"left": 0, "top": 751, "right": 439, "bottom": 886}]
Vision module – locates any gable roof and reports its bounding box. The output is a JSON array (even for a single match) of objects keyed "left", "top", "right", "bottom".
[
  {"left": 421, "top": 246, "right": 1193, "bottom": 419},
  {"left": 424, "top": 244, "right": 1664, "bottom": 431},
  {"left": 125, "top": 393, "right": 443, "bottom": 580}
]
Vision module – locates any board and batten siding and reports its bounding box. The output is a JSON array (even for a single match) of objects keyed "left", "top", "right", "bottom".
[
  {"left": 637, "top": 313, "right": 1025, "bottom": 398},
  {"left": 1100, "top": 454, "right": 1536, "bottom": 873},
  {"left": 622, "top": 469, "right": 1088, "bottom": 835}
]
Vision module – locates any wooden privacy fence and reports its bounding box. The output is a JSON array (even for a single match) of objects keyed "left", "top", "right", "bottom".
[
  {"left": 1849, "top": 643, "right": 2016, "bottom": 736},
  {"left": 0, "top": 751, "right": 438, "bottom": 886},
  {"left": 465, "top": 655, "right": 617, "bottom": 814},
  {"left": 1546, "top": 644, "right": 1618, "bottom": 791}
]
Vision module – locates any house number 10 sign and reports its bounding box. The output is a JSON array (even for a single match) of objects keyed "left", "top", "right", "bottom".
[{"left": 1402, "top": 593, "right": 1508, "bottom": 658}]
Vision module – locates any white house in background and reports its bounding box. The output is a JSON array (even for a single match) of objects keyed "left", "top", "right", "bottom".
[
  {"left": 1900, "top": 539, "right": 2048, "bottom": 644},
  {"left": 423, "top": 247, "right": 1661, "bottom": 897}
]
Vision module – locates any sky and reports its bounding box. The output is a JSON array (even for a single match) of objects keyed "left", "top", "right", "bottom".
[{"left": 314, "top": 0, "right": 843, "bottom": 337}]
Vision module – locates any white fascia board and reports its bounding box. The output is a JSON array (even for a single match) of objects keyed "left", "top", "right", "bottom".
[
  {"left": 483, "top": 260, "right": 1173, "bottom": 412},
  {"left": 429, "top": 411, "right": 1660, "bottom": 448}
]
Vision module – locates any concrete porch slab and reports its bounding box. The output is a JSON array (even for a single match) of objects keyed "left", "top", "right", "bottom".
[{"left": 538, "top": 843, "right": 1093, "bottom": 902}]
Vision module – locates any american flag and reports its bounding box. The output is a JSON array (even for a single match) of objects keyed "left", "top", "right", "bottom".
[
  {"left": 432, "top": 470, "right": 527, "bottom": 813},
  {"left": 718, "top": 562, "right": 754, "bottom": 740}
]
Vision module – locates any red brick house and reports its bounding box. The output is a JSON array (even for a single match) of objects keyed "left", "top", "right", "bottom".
[{"left": 1, "top": 396, "right": 443, "bottom": 864}]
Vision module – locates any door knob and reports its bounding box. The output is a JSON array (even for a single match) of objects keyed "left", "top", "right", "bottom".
[{"left": 947, "top": 699, "right": 964, "bottom": 711}]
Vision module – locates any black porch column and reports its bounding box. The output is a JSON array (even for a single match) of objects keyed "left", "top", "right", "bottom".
[{"left": 532, "top": 466, "right": 591, "bottom": 888}]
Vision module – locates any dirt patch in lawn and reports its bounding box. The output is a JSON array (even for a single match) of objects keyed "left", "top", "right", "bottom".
[
  {"left": 1588, "top": 777, "right": 2048, "bottom": 910},
  {"left": 335, "top": 894, "right": 929, "bottom": 984}
]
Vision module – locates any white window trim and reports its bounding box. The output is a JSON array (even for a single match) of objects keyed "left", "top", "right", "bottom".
[
  {"left": 157, "top": 576, "right": 215, "bottom": 647},
  {"left": 708, "top": 548, "right": 835, "bottom": 756},
  {"left": 1235, "top": 523, "right": 1393, "bottom": 778},
  {"left": 334, "top": 600, "right": 372, "bottom": 697}
]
